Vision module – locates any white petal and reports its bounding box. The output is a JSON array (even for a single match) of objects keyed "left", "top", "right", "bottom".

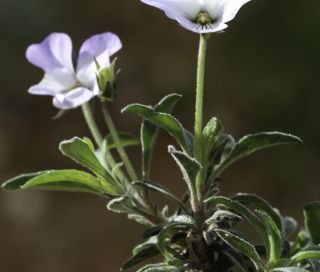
[
  {"left": 76, "top": 33, "right": 122, "bottom": 88},
  {"left": 220, "top": 0, "right": 252, "bottom": 23},
  {"left": 141, "top": 0, "right": 202, "bottom": 20},
  {"left": 174, "top": 13, "right": 228, "bottom": 33},
  {"left": 203, "top": 0, "right": 229, "bottom": 20},
  {"left": 28, "top": 69, "right": 76, "bottom": 96},
  {"left": 52, "top": 87, "right": 95, "bottom": 109}
]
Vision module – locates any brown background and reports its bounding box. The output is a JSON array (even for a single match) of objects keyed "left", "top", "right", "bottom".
[{"left": 0, "top": 0, "right": 320, "bottom": 271}]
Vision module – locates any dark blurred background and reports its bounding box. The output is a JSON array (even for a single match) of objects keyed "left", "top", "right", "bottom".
[{"left": 0, "top": 0, "right": 319, "bottom": 271}]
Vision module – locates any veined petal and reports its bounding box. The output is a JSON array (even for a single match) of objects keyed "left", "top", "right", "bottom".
[
  {"left": 28, "top": 68, "right": 76, "bottom": 96},
  {"left": 26, "top": 33, "right": 74, "bottom": 73},
  {"left": 53, "top": 87, "right": 95, "bottom": 109},
  {"left": 220, "top": 0, "right": 252, "bottom": 23},
  {"left": 177, "top": 14, "right": 228, "bottom": 33},
  {"left": 76, "top": 33, "right": 122, "bottom": 88}
]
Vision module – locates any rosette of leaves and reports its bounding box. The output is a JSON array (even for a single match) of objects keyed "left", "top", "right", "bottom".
[{"left": 3, "top": 93, "right": 320, "bottom": 272}]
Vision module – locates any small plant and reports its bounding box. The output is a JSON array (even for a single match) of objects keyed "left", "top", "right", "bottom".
[{"left": 2, "top": 1, "right": 320, "bottom": 271}]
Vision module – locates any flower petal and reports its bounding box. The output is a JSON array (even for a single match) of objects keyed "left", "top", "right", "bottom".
[
  {"left": 220, "top": 0, "right": 252, "bottom": 23},
  {"left": 141, "top": 0, "right": 201, "bottom": 20},
  {"left": 176, "top": 14, "right": 228, "bottom": 33},
  {"left": 26, "top": 33, "right": 74, "bottom": 73},
  {"left": 76, "top": 33, "right": 122, "bottom": 88},
  {"left": 53, "top": 87, "right": 95, "bottom": 109}
]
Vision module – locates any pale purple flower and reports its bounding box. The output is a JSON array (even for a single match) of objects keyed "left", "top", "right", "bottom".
[
  {"left": 26, "top": 32, "right": 122, "bottom": 109},
  {"left": 140, "top": 0, "right": 252, "bottom": 33}
]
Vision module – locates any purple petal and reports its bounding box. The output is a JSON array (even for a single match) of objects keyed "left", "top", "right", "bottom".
[
  {"left": 28, "top": 69, "right": 77, "bottom": 96},
  {"left": 26, "top": 33, "right": 74, "bottom": 73},
  {"left": 76, "top": 32, "right": 122, "bottom": 88},
  {"left": 52, "top": 87, "right": 95, "bottom": 109}
]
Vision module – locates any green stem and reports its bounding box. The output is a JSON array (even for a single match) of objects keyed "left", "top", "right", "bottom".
[
  {"left": 81, "top": 102, "right": 103, "bottom": 147},
  {"left": 194, "top": 34, "right": 209, "bottom": 211},
  {"left": 81, "top": 102, "right": 127, "bottom": 182},
  {"left": 101, "top": 103, "right": 138, "bottom": 181}
]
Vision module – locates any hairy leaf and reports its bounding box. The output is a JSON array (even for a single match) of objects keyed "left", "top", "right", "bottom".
[
  {"left": 216, "top": 229, "right": 264, "bottom": 271},
  {"left": 256, "top": 210, "right": 282, "bottom": 266},
  {"left": 3, "top": 169, "right": 118, "bottom": 195},
  {"left": 304, "top": 202, "right": 320, "bottom": 245},
  {"left": 59, "top": 137, "right": 120, "bottom": 189},
  {"left": 122, "top": 103, "right": 191, "bottom": 154},
  {"left": 140, "top": 93, "right": 182, "bottom": 179},
  {"left": 133, "top": 180, "right": 189, "bottom": 213},
  {"left": 212, "top": 132, "right": 302, "bottom": 180}
]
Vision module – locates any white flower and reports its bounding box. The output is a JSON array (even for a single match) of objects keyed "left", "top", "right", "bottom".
[
  {"left": 26, "top": 32, "right": 122, "bottom": 109},
  {"left": 140, "top": 0, "right": 252, "bottom": 33}
]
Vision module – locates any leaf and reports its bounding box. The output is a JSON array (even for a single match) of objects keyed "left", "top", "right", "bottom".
[
  {"left": 157, "top": 216, "right": 195, "bottom": 261},
  {"left": 4, "top": 169, "right": 118, "bottom": 195},
  {"left": 289, "top": 251, "right": 320, "bottom": 265},
  {"left": 141, "top": 93, "right": 182, "bottom": 179},
  {"left": 122, "top": 103, "right": 191, "bottom": 154},
  {"left": 233, "top": 193, "right": 282, "bottom": 232},
  {"left": 107, "top": 196, "right": 134, "bottom": 214},
  {"left": 215, "top": 229, "right": 265, "bottom": 271},
  {"left": 59, "top": 137, "right": 120, "bottom": 190},
  {"left": 168, "top": 146, "right": 202, "bottom": 199},
  {"left": 304, "top": 202, "right": 320, "bottom": 245},
  {"left": 133, "top": 180, "right": 189, "bottom": 213},
  {"left": 212, "top": 132, "right": 302, "bottom": 180},
  {"left": 2, "top": 171, "right": 48, "bottom": 191},
  {"left": 271, "top": 268, "right": 308, "bottom": 272},
  {"left": 205, "top": 210, "right": 242, "bottom": 225},
  {"left": 137, "top": 263, "right": 183, "bottom": 272},
  {"left": 289, "top": 231, "right": 310, "bottom": 256},
  {"left": 105, "top": 132, "right": 140, "bottom": 149},
  {"left": 121, "top": 237, "right": 160, "bottom": 270},
  {"left": 205, "top": 196, "right": 270, "bottom": 258},
  {"left": 256, "top": 210, "right": 282, "bottom": 266}
]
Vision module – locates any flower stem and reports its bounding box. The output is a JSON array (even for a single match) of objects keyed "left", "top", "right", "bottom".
[
  {"left": 81, "top": 102, "right": 103, "bottom": 147},
  {"left": 101, "top": 103, "right": 138, "bottom": 181},
  {"left": 194, "top": 34, "right": 209, "bottom": 210}
]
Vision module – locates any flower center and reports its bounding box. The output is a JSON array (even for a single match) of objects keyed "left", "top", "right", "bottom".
[{"left": 196, "top": 12, "right": 214, "bottom": 26}]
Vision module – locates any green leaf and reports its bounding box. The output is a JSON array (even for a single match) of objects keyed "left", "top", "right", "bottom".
[
  {"left": 271, "top": 268, "right": 308, "bottom": 272},
  {"left": 5, "top": 169, "right": 118, "bottom": 195},
  {"left": 105, "top": 132, "right": 140, "bottom": 149},
  {"left": 2, "top": 171, "right": 48, "bottom": 191},
  {"left": 121, "top": 237, "right": 160, "bottom": 270},
  {"left": 289, "top": 231, "right": 310, "bottom": 256},
  {"left": 157, "top": 216, "right": 195, "bottom": 261},
  {"left": 168, "top": 146, "right": 202, "bottom": 199},
  {"left": 215, "top": 229, "right": 265, "bottom": 271},
  {"left": 304, "top": 202, "right": 320, "bottom": 245},
  {"left": 256, "top": 210, "right": 282, "bottom": 266},
  {"left": 122, "top": 103, "right": 191, "bottom": 154},
  {"left": 205, "top": 196, "right": 270, "bottom": 257},
  {"left": 289, "top": 251, "right": 320, "bottom": 265},
  {"left": 59, "top": 137, "right": 120, "bottom": 190},
  {"left": 212, "top": 132, "right": 302, "bottom": 180},
  {"left": 233, "top": 193, "right": 282, "bottom": 232},
  {"left": 132, "top": 180, "right": 189, "bottom": 213},
  {"left": 137, "top": 263, "right": 182, "bottom": 272},
  {"left": 141, "top": 93, "right": 182, "bottom": 179},
  {"left": 107, "top": 196, "right": 134, "bottom": 214}
]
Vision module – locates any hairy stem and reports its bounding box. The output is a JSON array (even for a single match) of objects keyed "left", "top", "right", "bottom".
[
  {"left": 82, "top": 102, "right": 103, "bottom": 146},
  {"left": 101, "top": 103, "right": 138, "bottom": 181},
  {"left": 194, "top": 34, "right": 209, "bottom": 212}
]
